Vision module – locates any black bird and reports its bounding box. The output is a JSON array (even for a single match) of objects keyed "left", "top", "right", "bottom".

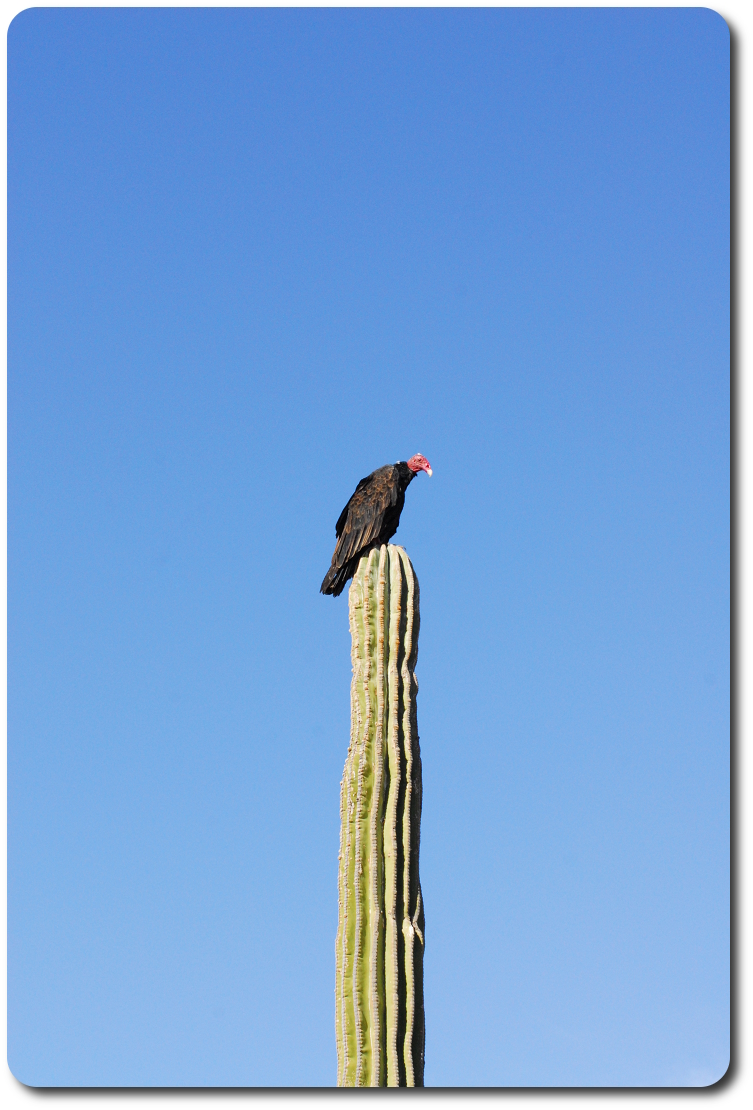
[{"left": 320, "top": 454, "right": 432, "bottom": 596}]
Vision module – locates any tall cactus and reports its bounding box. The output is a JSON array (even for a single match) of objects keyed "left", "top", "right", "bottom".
[{"left": 335, "top": 543, "right": 425, "bottom": 1087}]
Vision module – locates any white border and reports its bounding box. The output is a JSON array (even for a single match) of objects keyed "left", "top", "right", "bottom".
[{"left": 0, "top": 3, "right": 742, "bottom": 1105}]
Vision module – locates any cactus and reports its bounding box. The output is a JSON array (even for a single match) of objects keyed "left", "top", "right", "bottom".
[{"left": 335, "top": 543, "right": 425, "bottom": 1087}]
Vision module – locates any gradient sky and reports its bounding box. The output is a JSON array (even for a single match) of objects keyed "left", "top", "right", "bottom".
[{"left": 8, "top": 6, "right": 729, "bottom": 1087}]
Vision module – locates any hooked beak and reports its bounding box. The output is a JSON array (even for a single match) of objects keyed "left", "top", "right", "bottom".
[{"left": 426, "top": 466, "right": 433, "bottom": 477}]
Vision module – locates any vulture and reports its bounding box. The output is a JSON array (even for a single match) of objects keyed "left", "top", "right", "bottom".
[{"left": 320, "top": 454, "right": 432, "bottom": 596}]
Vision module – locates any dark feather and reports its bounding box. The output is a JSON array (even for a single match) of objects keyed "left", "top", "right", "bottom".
[{"left": 335, "top": 474, "right": 374, "bottom": 538}]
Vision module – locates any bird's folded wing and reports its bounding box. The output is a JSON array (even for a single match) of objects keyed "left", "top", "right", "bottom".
[
  {"left": 335, "top": 474, "right": 374, "bottom": 538},
  {"left": 332, "top": 478, "right": 394, "bottom": 568}
]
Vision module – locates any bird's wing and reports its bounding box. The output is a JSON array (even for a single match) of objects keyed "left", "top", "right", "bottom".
[
  {"left": 332, "top": 467, "right": 397, "bottom": 568},
  {"left": 335, "top": 474, "right": 374, "bottom": 538}
]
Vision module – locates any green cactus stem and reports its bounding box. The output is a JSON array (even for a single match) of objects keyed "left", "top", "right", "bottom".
[{"left": 335, "top": 543, "right": 425, "bottom": 1087}]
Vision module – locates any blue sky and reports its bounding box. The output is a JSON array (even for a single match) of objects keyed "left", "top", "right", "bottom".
[{"left": 8, "top": 6, "right": 729, "bottom": 1087}]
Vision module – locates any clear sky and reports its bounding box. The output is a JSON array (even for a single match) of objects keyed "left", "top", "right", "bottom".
[{"left": 8, "top": 6, "right": 729, "bottom": 1088}]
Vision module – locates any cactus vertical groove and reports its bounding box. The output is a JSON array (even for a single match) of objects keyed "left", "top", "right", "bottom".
[{"left": 335, "top": 544, "right": 425, "bottom": 1087}]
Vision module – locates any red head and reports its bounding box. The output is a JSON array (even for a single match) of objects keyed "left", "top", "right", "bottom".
[{"left": 406, "top": 453, "right": 433, "bottom": 477}]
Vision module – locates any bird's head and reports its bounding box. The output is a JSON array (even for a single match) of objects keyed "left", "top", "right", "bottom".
[{"left": 406, "top": 453, "right": 433, "bottom": 477}]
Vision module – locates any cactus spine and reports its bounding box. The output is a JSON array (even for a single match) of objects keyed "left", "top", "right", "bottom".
[{"left": 335, "top": 544, "right": 425, "bottom": 1087}]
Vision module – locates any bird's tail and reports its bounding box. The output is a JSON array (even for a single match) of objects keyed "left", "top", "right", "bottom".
[{"left": 320, "top": 560, "right": 355, "bottom": 597}]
